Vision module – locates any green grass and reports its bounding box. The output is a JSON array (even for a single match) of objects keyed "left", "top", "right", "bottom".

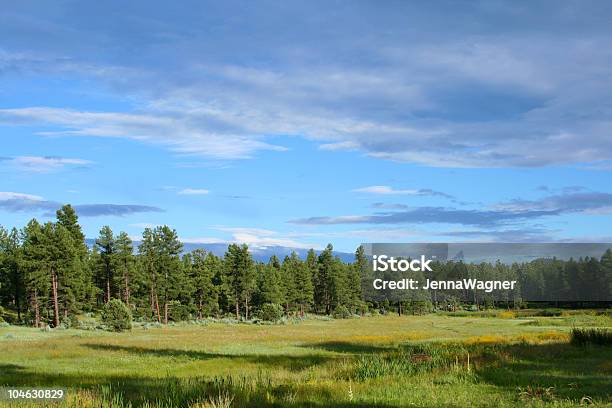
[{"left": 1, "top": 313, "right": 611, "bottom": 407}]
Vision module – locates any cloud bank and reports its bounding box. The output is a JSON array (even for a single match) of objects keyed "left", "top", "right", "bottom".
[
  {"left": 1, "top": 2, "right": 611, "bottom": 167},
  {"left": 291, "top": 191, "right": 612, "bottom": 227}
]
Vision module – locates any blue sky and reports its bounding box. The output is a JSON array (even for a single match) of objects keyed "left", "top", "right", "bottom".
[{"left": 1, "top": 0, "right": 612, "bottom": 252}]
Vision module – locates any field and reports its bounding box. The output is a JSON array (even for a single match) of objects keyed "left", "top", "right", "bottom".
[{"left": 1, "top": 312, "right": 611, "bottom": 407}]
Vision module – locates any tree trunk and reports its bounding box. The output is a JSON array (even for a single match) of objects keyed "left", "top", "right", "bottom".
[
  {"left": 150, "top": 286, "right": 155, "bottom": 320},
  {"left": 16, "top": 289, "right": 21, "bottom": 321},
  {"left": 33, "top": 289, "right": 40, "bottom": 328},
  {"left": 235, "top": 300, "right": 239, "bottom": 320},
  {"left": 51, "top": 270, "right": 60, "bottom": 327},
  {"left": 155, "top": 293, "right": 161, "bottom": 323},
  {"left": 245, "top": 297, "right": 249, "bottom": 320},
  {"left": 164, "top": 302, "right": 168, "bottom": 324},
  {"left": 124, "top": 273, "right": 130, "bottom": 306},
  {"left": 106, "top": 275, "right": 111, "bottom": 303},
  {"left": 198, "top": 298, "right": 203, "bottom": 320}
]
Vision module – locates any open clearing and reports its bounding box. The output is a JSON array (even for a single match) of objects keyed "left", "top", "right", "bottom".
[{"left": 1, "top": 313, "right": 611, "bottom": 407}]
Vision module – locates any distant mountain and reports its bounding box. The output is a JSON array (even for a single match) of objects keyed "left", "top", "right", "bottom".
[{"left": 85, "top": 239, "right": 355, "bottom": 263}]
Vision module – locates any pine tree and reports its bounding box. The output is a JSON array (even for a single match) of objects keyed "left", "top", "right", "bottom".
[
  {"left": 95, "top": 226, "right": 115, "bottom": 304},
  {"left": 139, "top": 228, "right": 160, "bottom": 322},
  {"left": 154, "top": 226, "right": 184, "bottom": 324},
  {"left": 0, "top": 227, "right": 24, "bottom": 321},
  {"left": 190, "top": 249, "right": 219, "bottom": 318},
  {"left": 258, "top": 261, "right": 283, "bottom": 305},
  {"left": 329, "top": 258, "right": 350, "bottom": 312},
  {"left": 21, "top": 221, "right": 75, "bottom": 327},
  {"left": 56, "top": 205, "right": 92, "bottom": 314},
  {"left": 224, "top": 244, "right": 255, "bottom": 319},
  {"left": 599, "top": 249, "right": 612, "bottom": 301},
  {"left": 351, "top": 246, "right": 367, "bottom": 311},
  {"left": 280, "top": 254, "right": 298, "bottom": 314},
  {"left": 315, "top": 244, "right": 334, "bottom": 314},
  {"left": 269, "top": 255, "right": 281, "bottom": 270},
  {"left": 291, "top": 253, "right": 314, "bottom": 316},
  {"left": 21, "top": 220, "right": 49, "bottom": 327},
  {"left": 115, "top": 232, "right": 136, "bottom": 306}
]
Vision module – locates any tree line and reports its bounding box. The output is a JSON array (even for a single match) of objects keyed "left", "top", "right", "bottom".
[
  {"left": 1, "top": 205, "right": 610, "bottom": 327},
  {"left": 367, "top": 255, "right": 612, "bottom": 310},
  {"left": 0, "top": 205, "right": 365, "bottom": 326}
]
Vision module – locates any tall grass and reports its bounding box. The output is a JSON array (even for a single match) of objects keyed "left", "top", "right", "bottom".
[
  {"left": 1, "top": 313, "right": 610, "bottom": 407},
  {"left": 570, "top": 328, "right": 612, "bottom": 346}
]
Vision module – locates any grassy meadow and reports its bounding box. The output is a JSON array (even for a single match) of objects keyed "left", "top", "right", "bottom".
[{"left": 1, "top": 312, "right": 611, "bottom": 407}]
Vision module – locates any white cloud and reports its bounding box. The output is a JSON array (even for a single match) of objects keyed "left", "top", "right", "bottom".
[
  {"left": 0, "top": 107, "right": 287, "bottom": 160},
  {"left": 318, "top": 141, "right": 359, "bottom": 151},
  {"left": 0, "top": 191, "right": 44, "bottom": 201},
  {"left": 352, "top": 186, "right": 453, "bottom": 199},
  {"left": 353, "top": 185, "right": 421, "bottom": 195},
  {"left": 1, "top": 5, "right": 612, "bottom": 168},
  {"left": 178, "top": 188, "right": 210, "bottom": 195},
  {"left": 128, "top": 222, "right": 158, "bottom": 229},
  {"left": 2, "top": 155, "right": 92, "bottom": 172},
  {"left": 180, "top": 236, "right": 227, "bottom": 244},
  {"left": 208, "top": 226, "right": 315, "bottom": 250}
]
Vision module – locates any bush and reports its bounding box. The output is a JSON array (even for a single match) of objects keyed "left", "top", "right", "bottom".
[
  {"left": 571, "top": 328, "right": 612, "bottom": 346},
  {"left": 169, "top": 303, "right": 192, "bottom": 321},
  {"left": 406, "top": 301, "right": 433, "bottom": 315},
  {"left": 333, "top": 305, "right": 352, "bottom": 319},
  {"left": 258, "top": 303, "right": 284, "bottom": 322},
  {"left": 101, "top": 299, "right": 132, "bottom": 332}
]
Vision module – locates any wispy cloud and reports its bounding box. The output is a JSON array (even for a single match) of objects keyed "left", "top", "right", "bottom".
[
  {"left": 372, "top": 202, "right": 409, "bottom": 210},
  {"left": 210, "top": 226, "right": 315, "bottom": 250},
  {"left": 0, "top": 192, "right": 44, "bottom": 201},
  {"left": 318, "top": 141, "right": 359, "bottom": 151},
  {"left": 291, "top": 190, "right": 612, "bottom": 227},
  {"left": 0, "top": 195, "right": 58, "bottom": 213},
  {"left": 290, "top": 208, "right": 558, "bottom": 227},
  {"left": 353, "top": 185, "right": 453, "bottom": 198},
  {"left": 178, "top": 188, "right": 210, "bottom": 195},
  {"left": 494, "top": 192, "right": 612, "bottom": 214},
  {"left": 0, "top": 191, "right": 163, "bottom": 217},
  {"left": 0, "top": 155, "right": 92, "bottom": 172},
  {"left": 1, "top": 2, "right": 611, "bottom": 167},
  {"left": 128, "top": 222, "right": 159, "bottom": 229},
  {"left": 0, "top": 107, "right": 287, "bottom": 160},
  {"left": 72, "top": 204, "right": 163, "bottom": 217}
]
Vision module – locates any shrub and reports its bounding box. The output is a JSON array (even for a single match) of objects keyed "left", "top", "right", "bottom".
[
  {"left": 169, "top": 303, "right": 192, "bottom": 321},
  {"left": 571, "top": 328, "right": 612, "bottom": 346},
  {"left": 101, "top": 299, "right": 132, "bottom": 332},
  {"left": 356, "top": 302, "right": 369, "bottom": 316},
  {"left": 333, "top": 305, "right": 352, "bottom": 319},
  {"left": 406, "top": 301, "right": 433, "bottom": 315},
  {"left": 497, "top": 310, "right": 517, "bottom": 319},
  {"left": 258, "top": 303, "right": 284, "bottom": 322},
  {"left": 77, "top": 319, "right": 98, "bottom": 331}
]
